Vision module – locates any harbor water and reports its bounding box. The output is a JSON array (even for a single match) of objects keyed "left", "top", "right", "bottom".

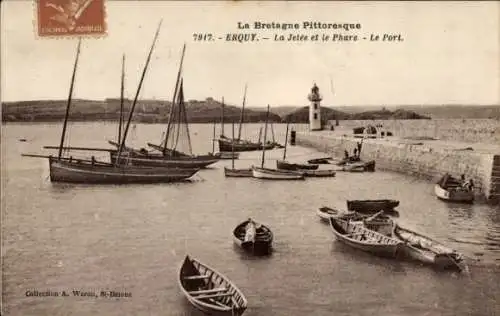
[{"left": 2, "top": 122, "right": 500, "bottom": 316}]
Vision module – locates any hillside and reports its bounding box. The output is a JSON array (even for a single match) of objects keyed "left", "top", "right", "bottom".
[
  {"left": 2, "top": 98, "right": 282, "bottom": 123},
  {"left": 282, "top": 106, "right": 429, "bottom": 123}
]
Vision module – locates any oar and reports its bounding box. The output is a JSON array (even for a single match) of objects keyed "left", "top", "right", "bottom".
[{"left": 364, "top": 210, "right": 385, "bottom": 222}]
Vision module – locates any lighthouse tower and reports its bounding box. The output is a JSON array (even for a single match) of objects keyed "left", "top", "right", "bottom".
[{"left": 308, "top": 83, "right": 322, "bottom": 131}]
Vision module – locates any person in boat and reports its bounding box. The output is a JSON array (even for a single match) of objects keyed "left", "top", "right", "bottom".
[
  {"left": 344, "top": 150, "right": 349, "bottom": 160},
  {"left": 244, "top": 218, "right": 257, "bottom": 243},
  {"left": 462, "top": 178, "right": 474, "bottom": 191}
]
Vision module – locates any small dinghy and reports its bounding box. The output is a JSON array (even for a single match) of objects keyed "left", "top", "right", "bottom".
[
  {"left": 178, "top": 255, "right": 248, "bottom": 315},
  {"left": 233, "top": 219, "right": 273, "bottom": 255},
  {"left": 316, "top": 207, "right": 364, "bottom": 222},
  {"left": 329, "top": 217, "right": 403, "bottom": 258},
  {"left": 393, "top": 224, "right": 467, "bottom": 271}
]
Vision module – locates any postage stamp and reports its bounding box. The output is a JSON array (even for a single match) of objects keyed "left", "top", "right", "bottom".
[{"left": 37, "top": 0, "right": 106, "bottom": 37}]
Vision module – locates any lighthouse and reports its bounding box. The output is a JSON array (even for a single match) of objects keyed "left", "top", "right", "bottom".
[{"left": 308, "top": 83, "right": 322, "bottom": 131}]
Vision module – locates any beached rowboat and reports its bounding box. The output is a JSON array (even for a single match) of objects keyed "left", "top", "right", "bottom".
[
  {"left": 178, "top": 255, "right": 248, "bottom": 316},
  {"left": 276, "top": 160, "right": 319, "bottom": 171},
  {"left": 252, "top": 166, "right": 305, "bottom": 180}
]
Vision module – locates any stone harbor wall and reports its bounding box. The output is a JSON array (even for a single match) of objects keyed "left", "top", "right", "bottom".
[
  {"left": 296, "top": 132, "right": 499, "bottom": 203},
  {"left": 326, "top": 119, "right": 500, "bottom": 145}
]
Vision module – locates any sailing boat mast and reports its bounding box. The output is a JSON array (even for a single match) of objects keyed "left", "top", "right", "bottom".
[
  {"left": 162, "top": 44, "right": 186, "bottom": 155},
  {"left": 172, "top": 79, "right": 192, "bottom": 154},
  {"left": 260, "top": 105, "right": 270, "bottom": 168},
  {"left": 282, "top": 122, "right": 290, "bottom": 160},
  {"left": 231, "top": 121, "right": 235, "bottom": 169},
  {"left": 116, "top": 20, "right": 162, "bottom": 164},
  {"left": 237, "top": 84, "right": 247, "bottom": 140},
  {"left": 58, "top": 39, "right": 82, "bottom": 160},
  {"left": 220, "top": 97, "right": 225, "bottom": 136},
  {"left": 118, "top": 54, "right": 125, "bottom": 144}
]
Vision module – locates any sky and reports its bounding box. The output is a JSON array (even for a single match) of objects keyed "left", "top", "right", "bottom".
[{"left": 1, "top": 0, "right": 499, "bottom": 107}]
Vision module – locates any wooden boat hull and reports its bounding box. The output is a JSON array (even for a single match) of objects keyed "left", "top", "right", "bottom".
[
  {"left": 393, "top": 224, "right": 466, "bottom": 271},
  {"left": 251, "top": 166, "right": 305, "bottom": 180},
  {"left": 215, "top": 152, "right": 240, "bottom": 160},
  {"left": 49, "top": 158, "right": 198, "bottom": 184},
  {"left": 178, "top": 255, "right": 247, "bottom": 316},
  {"left": 434, "top": 184, "right": 474, "bottom": 204},
  {"left": 346, "top": 199, "right": 400, "bottom": 213},
  {"left": 110, "top": 152, "right": 218, "bottom": 169},
  {"left": 329, "top": 217, "right": 402, "bottom": 258},
  {"left": 300, "top": 169, "right": 336, "bottom": 177},
  {"left": 307, "top": 157, "right": 333, "bottom": 164},
  {"left": 343, "top": 160, "right": 375, "bottom": 172},
  {"left": 232, "top": 220, "right": 273, "bottom": 255},
  {"left": 276, "top": 160, "right": 319, "bottom": 171},
  {"left": 224, "top": 167, "right": 253, "bottom": 178},
  {"left": 218, "top": 138, "right": 274, "bottom": 152}
]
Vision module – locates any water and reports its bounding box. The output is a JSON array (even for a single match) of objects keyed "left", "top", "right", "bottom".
[{"left": 2, "top": 122, "right": 500, "bottom": 316}]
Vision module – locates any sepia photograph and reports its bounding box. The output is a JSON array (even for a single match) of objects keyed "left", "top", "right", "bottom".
[{"left": 1, "top": 0, "right": 499, "bottom": 315}]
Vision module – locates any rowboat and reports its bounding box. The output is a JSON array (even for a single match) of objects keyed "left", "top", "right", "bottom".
[
  {"left": 329, "top": 217, "right": 403, "bottom": 258},
  {"left": 276, "top": 160, "right": 319, "bottom": 171},
  {"left": 49, "top": 157, "right": 198, "bottom": 184},
  {"left": 346, "top": 199, "right": 400, "bottom": 213},
  {"left": 316, "top": 207, "right": 364, "bottom": 222},
  {"left": 434, "top": 174, "right": 474, "bottom": 203},
  {"left": 232, "top": 219, "right": 273, "bottom": 255},
  {"left": 178, "top": 255, "right": 248, "bottom": 316},
  {"left": 252, "top": 166, "right": 305, "bottom": 180},
  {"left": 393, "top": 224, "right": 467, "bottom": 271},
  {"left": 224, "top": 167, "right": 253, "bottom": 178}
]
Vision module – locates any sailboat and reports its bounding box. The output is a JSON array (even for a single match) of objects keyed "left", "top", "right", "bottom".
[
  {"left": 109, "top": 44, "right": 219, "bottom": 169},
  {"left": 251, "top": 106, "right": 305, "bottom": 180},
  {"left": 211, "top": 120, "right": 240, "bottom": 160},
  {"left": 224, "top": 122, "right": 253, "bottom": 177},
  {"left": 22, "top": 24, "right": 199, "bottom": 184},
  {"left": 218, "top": 85, "right": 274, "bottom": 152}
]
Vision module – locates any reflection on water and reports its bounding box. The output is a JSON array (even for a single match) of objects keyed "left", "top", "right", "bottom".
[{"left": 2, "top": 123, "right": 500, "bottom": 316}]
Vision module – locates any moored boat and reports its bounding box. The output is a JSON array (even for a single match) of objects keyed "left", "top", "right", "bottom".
[
  {"left": 434, "top": 174, "right": 474, "bottom": 203},
  {"left": 346, "top": 199, "right": 400, "bottom": 213},
  {"left": 307, "top": 157, "right": 333, "bottom": 164},
  {"left": 232, "top": 219, "right": 273, "bottom": 255},
  {"left": 329, "top": 217, "right": 403, "bottom": 258},
  {"left": 49, "top": 156, "right": 198, "bottom": 184},
  {"left": 276, "top": 160, "right": 319, "bottom": 171},
  {"left": 178, "top": 255, "right": 248, "bottom": 316},
  {"left": 393, "top": 224, "right": 467, "bottom": 271},
  {"left": 109, "top": 150, "right": 218, "bottom": 169},
  {"left": 251, "top": 109, "right": 305, "bottom": 181},
  {"left": 300, "top": 169, "right": 336, "bottom": 177},
  {"left": 224, "top": 167, "right": 253, "bottom": 178},
  {"left": 252, "top": 166, "right": 305, "bottom": 180}
]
